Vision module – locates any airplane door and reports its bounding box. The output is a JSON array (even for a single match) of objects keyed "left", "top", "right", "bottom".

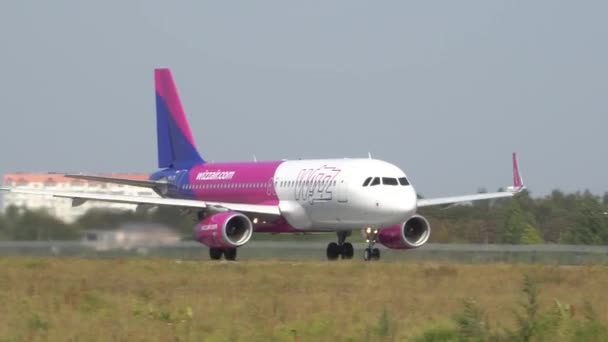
[{"left": 337, "top": 179, "right": 348, "bottom": 203}]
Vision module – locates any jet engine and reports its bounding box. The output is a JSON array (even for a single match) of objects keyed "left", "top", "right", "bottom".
[
  {"left": 194, "top": 212, "right": 253, "bottom": 248},
  {"left": 378, "top": 215, "right": 431, "bottom": 249}
]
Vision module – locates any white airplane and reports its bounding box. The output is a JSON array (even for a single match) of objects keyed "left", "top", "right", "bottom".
[{"left": 1, "top": 68, "right": 525, "bottom": 261}]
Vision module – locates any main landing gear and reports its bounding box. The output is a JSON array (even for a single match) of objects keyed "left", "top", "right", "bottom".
[
  {"left": 209, "top": 247, "right": 238, "bottom": 261},
  {"left": 326, "top": 231, "right": 354, "bottom": 260},
  {"left": 363, "top": 227, "right": 381, "bottom": 261}
]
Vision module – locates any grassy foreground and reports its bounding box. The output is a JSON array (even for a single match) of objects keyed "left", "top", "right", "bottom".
[{"left": 0, "top": 258, "right": 607, "bottom": 341}]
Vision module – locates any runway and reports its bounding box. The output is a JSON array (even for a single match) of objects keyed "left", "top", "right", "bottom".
[{"left": 0, "top": 241, "right": 606, "bottom": 264}]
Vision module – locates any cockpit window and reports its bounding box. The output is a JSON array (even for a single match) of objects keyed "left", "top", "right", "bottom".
[
  {"left": 398, "top": 177, "right": 410, "bottom": 186},
  {"left": 362, "top": 177, "right": 372, "bottom": 186},
  {"left": 382, "top": 177, "right": 399, "bottom": 186},
  {"left": 370, "top": 177, "right": 380, "bottom": 186}
]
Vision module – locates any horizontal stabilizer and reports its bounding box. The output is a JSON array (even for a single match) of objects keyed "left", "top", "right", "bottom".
[{"left": 65, "top": 174, "right": 165, "bottom": 189}]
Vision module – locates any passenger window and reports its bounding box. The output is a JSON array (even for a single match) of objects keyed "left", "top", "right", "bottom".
[
  {"left": 398, "top": 177, "right": 409, "bottom": 186},
  {"left": 362, "top": 177, "right": 372, "bottom": 186},
  {"left": 370, "top": 177, "right": 380, "bottom": 186},
  {"left": 382, "top": 177, "right": 399, "bottom": 186}
]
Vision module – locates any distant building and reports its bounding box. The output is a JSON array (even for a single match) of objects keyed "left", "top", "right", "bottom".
[
  {"left": 1, "top": 173, "right": 158, "bottom": 223},
  {"left": 81, "top": 223, "right": 181, "bottom": 250}
]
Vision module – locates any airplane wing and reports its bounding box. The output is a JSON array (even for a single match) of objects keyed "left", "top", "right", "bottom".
[
  {"left": 0, "top": 187, "right": 281, "bottom": 216},
  {"left": 417, "top": 153, "right": 525, "bottom": 208},
  {"left": 417, "top": 191, "right": 516, "bottom": 207}
]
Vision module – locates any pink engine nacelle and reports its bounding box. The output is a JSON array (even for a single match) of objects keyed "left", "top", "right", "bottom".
[
  {"left": 194, "top": 212, "right": 254, "bottom": 249},
  {"left": 378, "top": 215, "right": 431, "bottom": 249}
]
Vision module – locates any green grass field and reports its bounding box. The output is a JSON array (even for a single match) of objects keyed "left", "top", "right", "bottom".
[{"left": 1, "top": 258, "right": 607, "bottom": 341}]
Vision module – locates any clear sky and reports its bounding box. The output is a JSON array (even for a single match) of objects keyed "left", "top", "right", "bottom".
[{"left": 0, "top": 1, "right": 606, "bottom": 197}]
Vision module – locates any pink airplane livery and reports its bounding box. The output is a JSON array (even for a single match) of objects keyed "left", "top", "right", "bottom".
[{"left": 1, "top": 69, "right": 525, "bottom": 261}]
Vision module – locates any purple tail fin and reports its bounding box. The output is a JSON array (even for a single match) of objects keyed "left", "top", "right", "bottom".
[{"left": 155, "top": 68, "right": 204, "bottom": 168}]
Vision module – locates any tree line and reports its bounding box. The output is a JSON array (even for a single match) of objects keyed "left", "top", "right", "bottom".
[
  {"left": 421, "top": 189, "right": 608, "bottom": 244},
  {"left": 0, "top": 189, "right": 607, "bottom": 244}
]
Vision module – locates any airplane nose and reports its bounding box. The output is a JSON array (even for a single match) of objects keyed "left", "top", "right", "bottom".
[
  {"left": 380, "top": 188, "right": 417, "bottom": 220},
  {"left": 396, "top": 198, "right": 416, "bottom": 217}
]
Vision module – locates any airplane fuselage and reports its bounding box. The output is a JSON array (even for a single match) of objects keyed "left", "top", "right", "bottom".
[{"left": 150, "top": 158, "right": 417, "bottom": 232}]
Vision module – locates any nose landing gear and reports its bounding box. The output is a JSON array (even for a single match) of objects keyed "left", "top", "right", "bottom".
[
  {"left": 326, "top": 231, "right": 354, "bottom": 260},
  {"left": 363, "top": 227, "right": 381, "bottom": 261}
]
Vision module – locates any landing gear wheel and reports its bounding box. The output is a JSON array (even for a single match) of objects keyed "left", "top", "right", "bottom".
[
  {"left": 209, "top": 248, "right": 223, "bottom": 260},
  {"left": 342, "top": 243, "right": 354, "bottom": 259},
  {"left": 364, "top": 248, "right": 372, "bottom": 261},
  {"left": 224, "top": 248, "right": 237, "bottom": 261},
  {"left": 326, "top": 242, "right": 340, "bottom": 260},
  {"left": 372, "top": 248, "right": 380, "bottom": 260},
  {"left": 362, "top": 227, "right": 380, "bottom": 261}
]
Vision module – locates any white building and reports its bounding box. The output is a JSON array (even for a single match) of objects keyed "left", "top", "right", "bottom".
[{"left": 1, "top": 173, "right": 158, "bottom": 223}]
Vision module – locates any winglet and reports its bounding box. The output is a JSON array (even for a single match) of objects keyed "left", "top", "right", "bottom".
[{"left": 508, "top": 152, "right": 525, "bottom": 192}]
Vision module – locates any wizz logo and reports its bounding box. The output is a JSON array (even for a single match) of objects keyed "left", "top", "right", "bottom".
[{"left": 295, "top": 166, "right": 341, "bottom": 204}]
